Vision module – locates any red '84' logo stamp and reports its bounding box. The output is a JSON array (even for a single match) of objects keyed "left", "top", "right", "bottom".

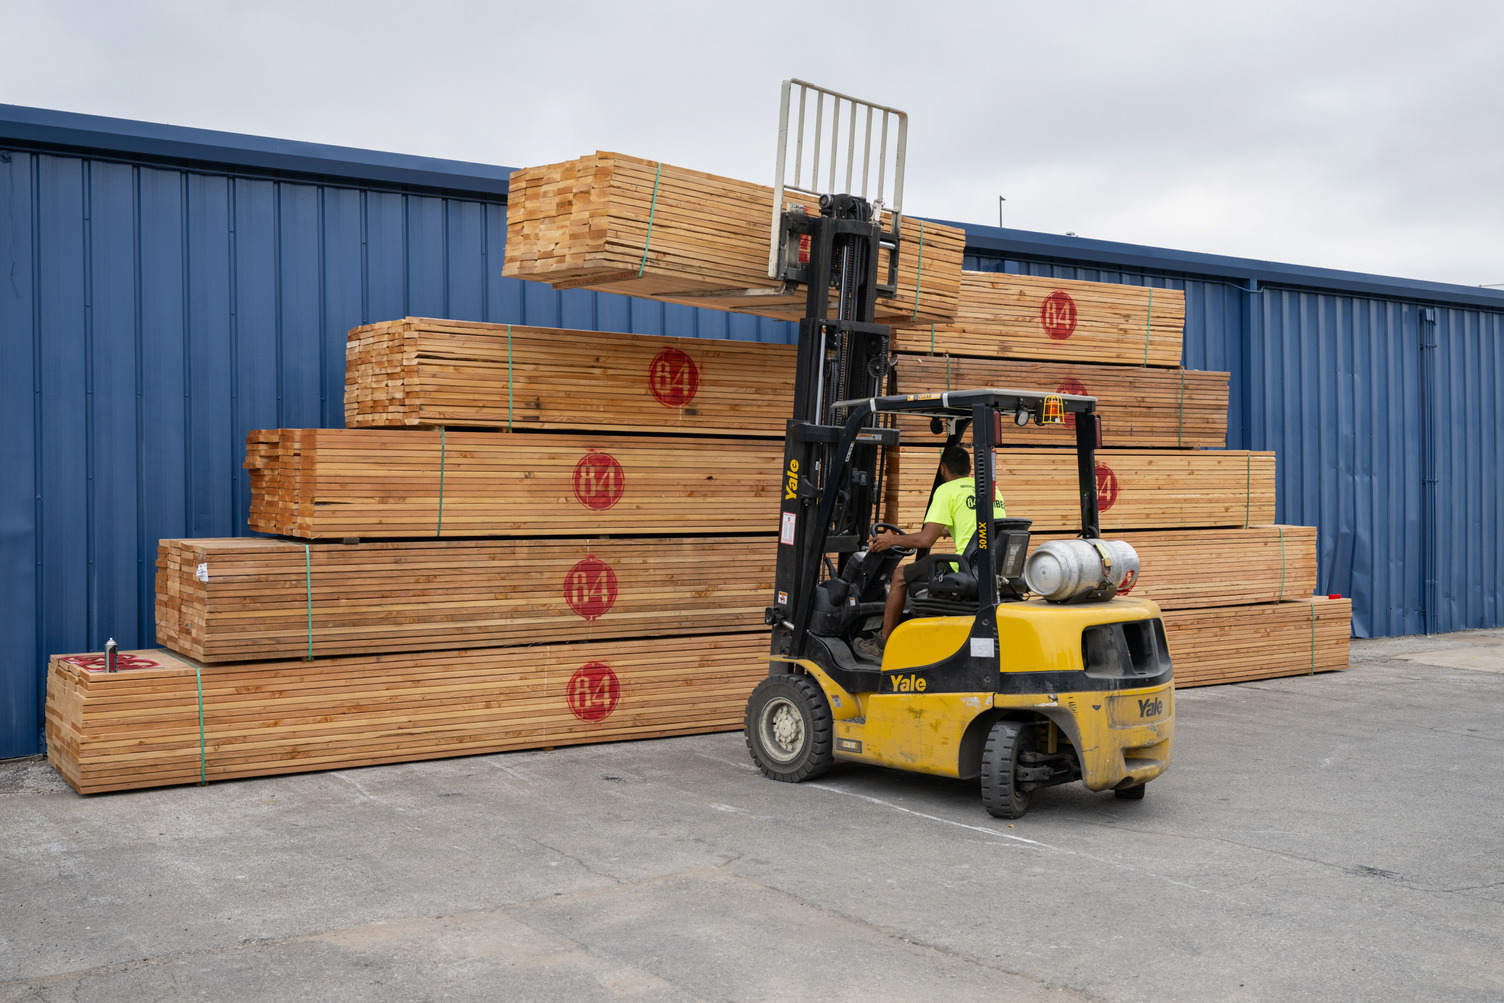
[
  {"left": 563, "top": 557, "right": 618, "bottom": 620},
  {"left": 573, "top": 452, "right": 625, "bottom": 510},
  {"left": 1040, "top": 291, "right": 1078, "bottom": 340},
  {"left": 649, "top": 348, "right": 700, "bottom": 407},
  {"left": 567, "top": 663, "right": 620, "bottom": 722}
]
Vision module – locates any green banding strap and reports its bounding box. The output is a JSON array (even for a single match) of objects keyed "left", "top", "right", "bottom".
[
  {"left": 506, "top": 324, "right": 514, "bottom": 431},
  {"left": 436, "top": 427, "right": 447, "bottom": 537},
  {"left": 1277, "top": 525, "right": 1287, "bottom": 602},
  {"left": 195, "top": 662, "right": 206, "bottom": 786},
  {"left": 1144, "top": 287, "right": 1154, "bottom": 365},
  {"left": 1244, "top": 451, "right": 1251, "bottom": 528},
  {"left": 638, "top": 162, "right": 663, "bottom": 277},
  {"left": 946, "top": 354, "right": 951, "bottom": 391},
  {"left": 1177, "top": 367, "right": 1186, "bottom": 447},
  {"left": 930, "top": 323, "right": 935, "bottom": 356},
  {"left": 304, "top": 543, "right": 314, "bottom": 661},
  {"left": 911, "top": 221, "right": 925, "bottom": 320}
]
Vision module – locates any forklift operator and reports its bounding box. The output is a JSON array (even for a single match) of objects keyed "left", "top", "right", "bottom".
[{"left": 852, "top": 444, "right": 1006, "bottom": 660}]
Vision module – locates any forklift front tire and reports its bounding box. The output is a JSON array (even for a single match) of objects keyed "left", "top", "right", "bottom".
[
  {"left": 745, "top": 674, "right": 833, "bottom": 783},
  {"left": 980, "top": 719, "right": 1034, "bottom": 819}
]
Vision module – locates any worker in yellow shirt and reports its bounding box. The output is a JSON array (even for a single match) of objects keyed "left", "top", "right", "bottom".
[{"left": 852, "top": 444, "right": 1005, "bottom": 661}]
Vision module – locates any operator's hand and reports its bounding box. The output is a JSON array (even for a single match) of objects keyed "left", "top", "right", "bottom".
[{"left": 868, "top": 527, "right": 901, "bottom": 553}]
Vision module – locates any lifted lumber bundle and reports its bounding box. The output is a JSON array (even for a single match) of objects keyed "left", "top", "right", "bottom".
[
  {"left": 245, "top": 428, "right": 781, "bottom": 539},
  {"left": 887, "top": 448, "right": 1277, "bottom": 532},
  {"left": 893, "top": 271, "right": 1186, "bottom": 365},
  {"left": 503, "top": 151, "right": 965, "bottom": 324},
  {"left": 346, "top": 319, "right": 795, "bottom": 436},
  {"left": 1029, "top": 526, "right": 1318, "bottom": 609},
  {"left": 892, "top": 355, "right": 1229, "bottom": 448},
  {"left": 1163, "top": 597, "right": 1352, "bottom": 686},
  {"left": 156, "top": 536, "right": 775, "bottom": 663},
  {"left": 45, "top": 634, "right": 767, "bottom": 794}
]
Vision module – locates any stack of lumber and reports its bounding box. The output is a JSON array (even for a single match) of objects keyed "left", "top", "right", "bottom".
[
  {"left": 1163, "top": 598, "right": 1351, "bottom": 686},
  {"left": 157, "top": 537, "right": 775, "bottom": 663},
  {"left": 893, "top": 355, "right": 1228, "bottom": 448},
  {"left": 45, "top": 635, "right": 766, "bottom": 795},
  {"left": 885, "top": 269, "right": 1349, "bottom": 684},
  {"left": 245, "top": 428, "right": 781, "bottom": 539},
  {"left": 893, "top": 271, "right": 1185, "bottom": 365},
  {"left": 503, "top": 151, "right": 966, "bottom": 324},
  {"left": 887, "top": 449, "right": 1277, "bottom": 532},
  {"left": 346, "top": 319, "right": 796, "bottom": 435}
]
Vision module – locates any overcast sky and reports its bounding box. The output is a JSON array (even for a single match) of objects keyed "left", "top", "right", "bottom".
[{"left": 5, "top": 0, "right": 1502, "bottom": 287}]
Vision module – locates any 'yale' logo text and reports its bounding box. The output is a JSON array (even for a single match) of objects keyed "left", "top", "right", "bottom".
[
  {"left": 891, "top": 674, "right": 927, "bottom": 693},
  {"left": 1138, "top": 696, "right": 1164, "bottom": 718},
  {"left": 784, "top": 459, "right": 800, "bottom": 500}
]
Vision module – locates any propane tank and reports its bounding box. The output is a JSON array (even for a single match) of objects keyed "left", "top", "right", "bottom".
[{"left": 1024, "top": 539, "right": 1140, "bottom": 603}]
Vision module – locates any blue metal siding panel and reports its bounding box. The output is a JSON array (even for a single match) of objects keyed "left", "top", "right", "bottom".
[
  {"left": 0, "top": 151, "right": 40, "bottom": 756},
  {"left": 321, "top": 188, "right": 364, "bottom": 428}
]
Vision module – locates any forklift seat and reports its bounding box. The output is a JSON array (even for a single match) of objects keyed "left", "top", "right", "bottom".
[{"left": 905, "top": 518, "right": 1033, "bottom": 617}]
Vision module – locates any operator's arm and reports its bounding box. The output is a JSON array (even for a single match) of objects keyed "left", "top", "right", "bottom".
[{"left": 868, "top": 522, "right": 947, "bottom": 553}]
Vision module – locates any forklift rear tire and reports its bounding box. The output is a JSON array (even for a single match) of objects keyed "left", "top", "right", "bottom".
[
  {"left": 980, "top": 720, "right": 1034, "bottom": 819},
  {"left": 745, "top": 673, "right": 834, "bottom": 783},
  {"left": 1114, "top": 783, "right": 1147, "bottom": 800}
]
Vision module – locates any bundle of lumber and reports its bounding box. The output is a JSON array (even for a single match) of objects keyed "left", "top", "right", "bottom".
[
  {"left": 45, "top": 633, "right": 767, "bottom": 794},
  {"left": 346, "top": 319, "right": 795, "bottom": 436},
  {"left": 157, "top": 536, "right": 776, "bottom": 663},
  {"left": 1028, "top": 526, "right": 1317, "bottom": 609},
  {"left": 246, "top": 428, "right": 781, "bottom": 539},
  {"left": 886, "top": 448, "right": 1277, "bottom": 532},
  {"left": 503, "top": 151, "right": 965, "bottom": 324},
  {"left": 893, "top": 272, "right": 1185, "bottom": 365},
  {"left": 892, "top": 355, "right": 1228, "bottom": 449},
  {"left": 1163, "top": 597, "right": 1351, "bottom": 687}
]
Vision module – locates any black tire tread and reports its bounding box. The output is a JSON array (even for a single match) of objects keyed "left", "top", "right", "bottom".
[
  {"left": 744, "top": 673, "right": 834, "bottom": 783},
  {"left": 980, "top": 719, "right": 1033, "bottom": 819},
  {"left": 1114, "top": 783, "right": 1147, "bottom": 800}
]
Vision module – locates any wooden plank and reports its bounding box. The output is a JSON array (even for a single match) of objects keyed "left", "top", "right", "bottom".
[
  {"left": 245, "top": 428, "right": 785, "bottom": 539},
  {"left": 1163, "top": 598, "right": 1351, "bottom": 687},
  {"left": 893, "top": 271, "right": 1185, "bottom": 366},
  {"left": 45, "top": 634, "right": 769, "bottom": 794},
  {"left": 503, "top": 151, "right": 966, "bottom": 324},
  {"left": 892, "top": 355, "right": 1228, "bottom": 449},
  {"left": 156, "top": 536, "right": 776, "bottom": 663},
  {"left": 886, "top": 448, "right": 1278, "bottom": 532},
  {"left": 345, "top": 319, "right": 796, "bottom": 436}
]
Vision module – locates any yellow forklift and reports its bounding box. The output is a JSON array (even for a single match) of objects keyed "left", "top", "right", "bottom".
[{"left": 745, "top": 82, "right": 1173, "bottom": 818}]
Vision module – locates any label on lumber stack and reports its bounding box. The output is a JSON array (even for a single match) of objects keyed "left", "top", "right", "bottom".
[
  {"left": 886, "top": 448, "right": 1276, "bottom": 532},
  {"left": 893, "top": 355, "right": 1228, "bottom": 448},
  {"left": 504, "top": 151, "right": 965, "bottom": 325},
  {"left": 1029, "top": 526, "right": 1317, "bottom": 609},
  {"left": 45, "top": 634, "right": 769, "bottom": 794},
  {"left": 1162, "top": 597, "right": 1351, "bottom": 686},
  {"left": 157, "top": 536, "right": 776, "bottom": 663},
  {"left": 344, "top": 319, "right": 796, "bottom": 436},
  {"left": 893, "top": 272, "right": 1185, "bottom": 365},
  {"left": 246, "top": 428, "right": 784, "bottom": 539}
]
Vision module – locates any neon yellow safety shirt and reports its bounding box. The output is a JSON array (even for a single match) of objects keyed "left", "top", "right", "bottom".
[{"left": 923, "top": 477, "right": 1006, "bottom": 553}]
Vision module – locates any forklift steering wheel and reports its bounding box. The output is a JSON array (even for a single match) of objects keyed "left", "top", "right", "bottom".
[{"left": 871, "top": 522, "right": 916, "bottom": 557}]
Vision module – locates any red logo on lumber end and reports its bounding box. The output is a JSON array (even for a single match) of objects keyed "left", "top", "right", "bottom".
[
  {"left": 567, "top": 662, "right": 621, "bottom": 722},
  {"left": 1095, "top": 462, "right": 1119, "bottom": 512},
  {"left": 649, "top": 348, "right": 700, "bottom": 407},
  {"left": 1041, "top": 291, "right": 1078, "bottom": 340},
  {"left": 573, "top": 452, "right": 625, "bottom": 510},
  {"left": 1117, "top": 567, "right": 1138, "bottom": 596},
  {"left": 564, "top": 557, "right": 618, "bottom": 620},
  {"left": 1057, "top": 378, "right": 1087, "bottom": 429}
]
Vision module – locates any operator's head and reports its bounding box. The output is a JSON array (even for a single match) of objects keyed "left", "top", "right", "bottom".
[{"left": 940, "top": 445, "right": 971, "bottom": 481}]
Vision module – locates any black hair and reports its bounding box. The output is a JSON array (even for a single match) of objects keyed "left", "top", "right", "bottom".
[{"left": 940, "top": 445, "right": 971, "bottom": 477}]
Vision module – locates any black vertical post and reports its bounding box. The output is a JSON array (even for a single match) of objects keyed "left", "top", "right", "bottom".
[
  {"left": 971, "top": 403, "right": 998, "bottom": 609},
  {"left": 1076, "top": 405, "right": 1101, "bottom": 540}
]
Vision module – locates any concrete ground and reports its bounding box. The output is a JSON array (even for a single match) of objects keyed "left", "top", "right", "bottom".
[{"left": 3, "top": 629, "right": 1503, "bottom": 1003}]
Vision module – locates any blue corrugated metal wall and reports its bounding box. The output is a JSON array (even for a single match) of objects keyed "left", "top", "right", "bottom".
[
  {"left": 4, "top": 107, "right": 1503, "bottom": 757},
  {"left": 967, "top": 253, "right": 1504, "bottom": 639},
  {"left": 0, "top": 144, "right": 794, "bottom": 758}
]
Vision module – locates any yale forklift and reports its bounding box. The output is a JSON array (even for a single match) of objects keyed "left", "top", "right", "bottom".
[{"left": 744, "top": 81, "right": 1174, "bottom": 818}]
